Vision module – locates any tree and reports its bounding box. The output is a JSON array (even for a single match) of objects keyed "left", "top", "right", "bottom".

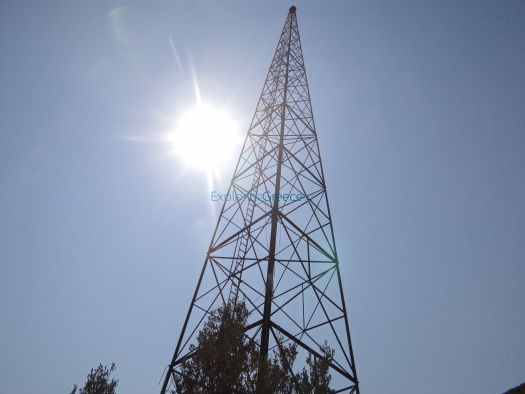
[
  {"left": 297, "top": 345, "right": 335, "bottom": 394},
  {"left": 70, "top": 363, "right": 118, "bottom": 394},
  {"left": 504, "top": 383, "right": 525, "bottom": 394},
  {"left": 177, "top": 300, "right": 257, "bottom": 393},
  {"left": 176, "top": 300, "right": 334, "bottom": 393}
]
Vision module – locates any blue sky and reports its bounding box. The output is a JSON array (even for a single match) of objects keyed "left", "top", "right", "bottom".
[{"left": 0, "top": 0, "right": 524, "bottom": 393}]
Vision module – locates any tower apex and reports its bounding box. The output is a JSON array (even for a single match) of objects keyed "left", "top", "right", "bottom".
[{"left": 289, "top": 5, "right": 296, "bottom": 13}]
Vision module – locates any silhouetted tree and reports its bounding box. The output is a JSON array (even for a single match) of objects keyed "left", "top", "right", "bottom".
[
  {"left": 70, "top": 363, "right": 118, "bottom": 394},
  {"left": 504, "top": 383, "right": 525, "bottom": 394},
  {"left": 297, "top": 344, "right": 335, "bottom": 394},
  {"left": 176, "top": 300, "right": 334, "bottom": 393}
]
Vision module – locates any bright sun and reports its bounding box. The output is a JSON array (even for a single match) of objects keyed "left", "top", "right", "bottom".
[{"left": 170, "top": 103, "right": 241, "bottom": 172}]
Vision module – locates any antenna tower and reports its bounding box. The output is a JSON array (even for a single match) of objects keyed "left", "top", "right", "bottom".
[{"left": 161, "top": 6, "right": 360, "bottom": 393}]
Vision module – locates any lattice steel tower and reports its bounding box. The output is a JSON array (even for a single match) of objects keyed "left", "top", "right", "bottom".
[{"left": 161, "top": 6, "right": 359, "bottom": 393}]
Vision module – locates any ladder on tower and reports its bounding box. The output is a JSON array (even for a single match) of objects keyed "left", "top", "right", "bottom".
[{"left": 229, "top": 104, "right": 276, "bottom": 303}]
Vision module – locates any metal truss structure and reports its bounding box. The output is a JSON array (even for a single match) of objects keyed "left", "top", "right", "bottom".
[{"left": 161, "top": 6, "right": 359, "bottom": 393}]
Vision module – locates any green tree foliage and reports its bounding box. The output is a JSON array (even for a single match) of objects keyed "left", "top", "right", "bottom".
[
  {"left": 176, "top": 300, "right": 335, "bottom": 393},
  {"left": 70, "top": 363, "right": 118, "bottom": 394}
]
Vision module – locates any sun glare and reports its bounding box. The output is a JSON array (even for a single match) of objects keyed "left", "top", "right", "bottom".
[{"left": 170, "top": 104, "right": 241, "bottom": 172}]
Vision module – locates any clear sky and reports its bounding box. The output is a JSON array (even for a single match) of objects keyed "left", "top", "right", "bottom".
[{"left": 1, "top": 0, "right": 524, "bottom": 393}]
